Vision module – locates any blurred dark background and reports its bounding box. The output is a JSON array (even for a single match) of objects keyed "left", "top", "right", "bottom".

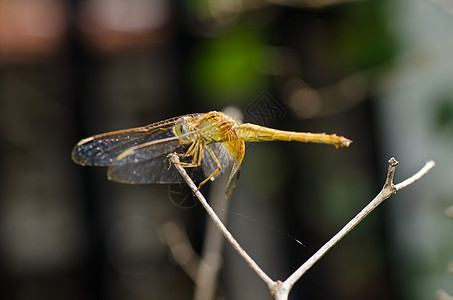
[{"left": 1, "top": 0, "right": 452, "bottom": 299}]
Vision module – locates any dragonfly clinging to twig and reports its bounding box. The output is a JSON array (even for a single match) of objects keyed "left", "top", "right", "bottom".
[{"left": 72, "top": 111, "right": 352, "bottom": 197}]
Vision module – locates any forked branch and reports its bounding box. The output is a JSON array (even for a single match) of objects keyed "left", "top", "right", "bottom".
[
  {"left": 281, "top": 158, "right": 435, "bottom": 292},
  {"left": 169, "top": 154, "right": 435, "bottom": 300}
]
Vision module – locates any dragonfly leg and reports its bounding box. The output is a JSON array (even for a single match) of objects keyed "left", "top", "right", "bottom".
[
  {"left": 175, "top": 141, "right": 203, "bottom": 168},
  {"left": 173, "top": 142, "right": 220, "bottom": 192},
  {"left": 185, "top": 141, "right": 197, "bottom": 157},
  {"left": 175, "top": 141, "right": 195, "bottom": 158},
  {"left": 197, "top": 145, "right": 221, "bottom": 189}
]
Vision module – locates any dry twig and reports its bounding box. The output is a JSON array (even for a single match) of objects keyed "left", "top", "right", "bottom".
[{"left": 169, "top": 154, "right": 435, "bottom": 299}]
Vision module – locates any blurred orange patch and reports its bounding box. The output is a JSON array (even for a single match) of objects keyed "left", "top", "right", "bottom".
[{"left": 0, "top": 0, "right": 67, "bottom": 61}]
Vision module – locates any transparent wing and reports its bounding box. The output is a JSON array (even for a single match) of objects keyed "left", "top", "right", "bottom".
[
  {"left": 72, "top": 114, "right": 203, "bottom": 166},
  {"left": 107, "top": 137, "right": 200, "bottom": 184},
  {"left": 201, "top": 142, "right": 235, "bottom": 180},
  {"left": 107, "top": 140, "right": 239, "bottom": 184},
  {"left": 205, "top": 139, "right": 245, "bottom": 197}
]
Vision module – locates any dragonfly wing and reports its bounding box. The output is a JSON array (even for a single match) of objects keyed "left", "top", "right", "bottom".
[
  {"left": 72, "top": 127, "right": 176, "bottom": 166},
  {"left": 201, "top": 143, "right": 233, "bottom": 180},
  {"left": 202, "top": 140, "right": 245, "bottom": 197},
  {"left": 107, "top": 138, "right": 207, "bottom": 184},
  {"left": 109, "top": 140, "right": 240, "bottom": 185},
  {"left": 72, "top": 114, "right": 204, "bottom": 166}
]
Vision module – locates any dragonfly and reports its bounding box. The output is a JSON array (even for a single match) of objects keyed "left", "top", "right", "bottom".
[{"left": 72, "top": 111, "right": 351, "bottom": 197}]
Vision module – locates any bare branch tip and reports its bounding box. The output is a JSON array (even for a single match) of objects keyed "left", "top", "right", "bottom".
[
  {"left": 384, "top": 157, "right": 399, "bottom": 189},
  {"left": 393, "top": 158, "right": 436, "bottom": 191},
  {"left": 426, "top": 159, "right": 436, "bottom": 168},
  {"left": 168, "top": 152, "right": 178, "bottom": 161},
  {"left": 388, "top": 157, "right": 399, "bottom": 166}
]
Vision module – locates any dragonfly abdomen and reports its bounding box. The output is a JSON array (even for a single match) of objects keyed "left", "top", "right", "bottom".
[
  {"left": 235, "top": 123, "right": 351, "bottom": 148},
  {"left": 283, "top": 131, "right": 351, "bottom": 148}
]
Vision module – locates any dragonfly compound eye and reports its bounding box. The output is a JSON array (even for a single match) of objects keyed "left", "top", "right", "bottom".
[{"left": 173, "top": 116, "right": 190, "bottom": 136}]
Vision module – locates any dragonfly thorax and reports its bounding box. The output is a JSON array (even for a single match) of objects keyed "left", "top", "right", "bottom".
[
  {"left": 172, "top": 112, "right": 240, "bottom": 144},
  {"left": 197, "top": 111, "right": 240, "bottom": 143}
]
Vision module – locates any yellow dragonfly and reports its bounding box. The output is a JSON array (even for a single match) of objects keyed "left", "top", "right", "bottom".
[{"left": 72, "top": 111, "right": 351, "bottom": 196}]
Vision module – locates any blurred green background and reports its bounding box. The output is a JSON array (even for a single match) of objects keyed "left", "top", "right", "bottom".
[{"left": 0, "top": 0, "right": 452, "bottom": 299}]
